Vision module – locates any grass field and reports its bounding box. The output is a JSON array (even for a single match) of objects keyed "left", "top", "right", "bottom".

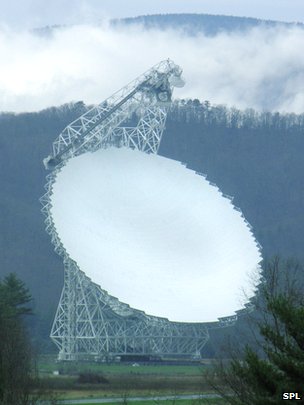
[
  {"left": 38, "top": 355, "right": 208, "bottom": 376},
  {"left": 36, "top": 355, "right": 218, "bottom": 402},
  {"left": 60, "top": 398, "right": 226, "bottom": 405}
]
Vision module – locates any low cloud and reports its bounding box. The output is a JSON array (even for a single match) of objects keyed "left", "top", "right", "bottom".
[{"left": 1, "top": 23, "right": 304, "bottom": 113}]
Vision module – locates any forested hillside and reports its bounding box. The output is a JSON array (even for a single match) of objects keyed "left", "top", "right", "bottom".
[
  {"left": 0, "top": 100, "right": 303, "bottom": 349},
  {"left": 163, "top": 100, "right": 304, "bottom": 258},
  {"left": 112, "top": 13, "right": 303, "bottom": 35},
  {"left": 35, "top": 13, "right": 304, "bottom": 39}
]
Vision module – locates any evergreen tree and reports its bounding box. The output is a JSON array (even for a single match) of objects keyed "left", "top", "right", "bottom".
[
  {"left": 211, "top": 258, "right": 304, "bottom": 404},
  {"left": 0, "top": 274, "right": 33, "bottom": 405}
]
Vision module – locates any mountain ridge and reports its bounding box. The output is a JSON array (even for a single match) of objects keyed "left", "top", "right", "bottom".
[
  {"left": 113, "top": 13, "right": 303, "bottom": 36},
  {"left": 33, "top": 13, "right": 304, "bottom": 37}
]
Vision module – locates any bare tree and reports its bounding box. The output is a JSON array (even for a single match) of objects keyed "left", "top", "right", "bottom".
[{"left": 206, "top": 257, "right": 304, "bottom": 405}]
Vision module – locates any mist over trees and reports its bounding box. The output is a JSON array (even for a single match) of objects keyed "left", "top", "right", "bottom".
[
  {"left": 6, "top": 14, "right": 304, "bottom": 113},
  {"left": 169, "top": 99, "right": 304, "bottom": 130},
  {"left": 37, "top": 14, "right": 304, "bottom": 38},
  {"left": 0, "top": 100, "right": 304, "bottom": 347},
  {"left": 112, "top": 13, "right": 304, "bottom": 36}
]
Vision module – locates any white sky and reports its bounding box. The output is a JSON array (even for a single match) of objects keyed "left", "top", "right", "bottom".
[{"left": 1, "top": 0, "right": 304, "bottom": 29}]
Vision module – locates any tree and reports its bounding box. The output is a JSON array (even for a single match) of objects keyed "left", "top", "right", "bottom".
[
  {"left": 0, "top": 273, "right": 33, "bottom": 405},
  {"left": 209, "top": 258, "right": 304, "bottom": 405}
]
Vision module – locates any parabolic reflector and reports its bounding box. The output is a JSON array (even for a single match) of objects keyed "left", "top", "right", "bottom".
[{"left": 51, "top": 147, "right": 261, "bottom": 322}]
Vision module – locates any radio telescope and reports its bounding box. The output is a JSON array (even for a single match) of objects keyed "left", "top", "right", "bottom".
[{"left": 41, "top": 60, "right": 262, "bottom": 361}]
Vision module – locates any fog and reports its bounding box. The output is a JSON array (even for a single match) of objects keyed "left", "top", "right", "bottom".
[
  {"left": 51, "top": 148, "right": 262, "bottom": 322},
  {"left": 2, "top": 0, "right": 304, "bottom": 29},
  {"left": 1, "top": 23, "right": 304, "bottom": 113}
]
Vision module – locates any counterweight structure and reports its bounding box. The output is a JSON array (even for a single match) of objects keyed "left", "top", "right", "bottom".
[{"left": 41, "top": 60, "right": 234, "bottom": 361}]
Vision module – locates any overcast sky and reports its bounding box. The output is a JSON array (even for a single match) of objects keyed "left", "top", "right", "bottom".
[
  {"left": 1, "top": 0, "right": 304, "bottom": 29},
  {"left": 1, "top": 1, "right": 304, "bottom": 113}
]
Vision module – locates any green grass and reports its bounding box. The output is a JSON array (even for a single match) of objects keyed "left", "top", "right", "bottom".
[
  {"left": 36, "top": 355, "right": 216, "bottom": 401},
  {"left": 37, "top": 374, "right": 207, "bottom": 394},
  {"left": 37, "top": 355, "right": 208, "bottom": 377},
  {"left": 62, "top": 399, "right": 225, "bottom": 405}
]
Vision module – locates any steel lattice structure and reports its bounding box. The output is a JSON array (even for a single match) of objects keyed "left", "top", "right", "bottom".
[{"left": 41, "top": 60, "right": 236, "bottom": 361}]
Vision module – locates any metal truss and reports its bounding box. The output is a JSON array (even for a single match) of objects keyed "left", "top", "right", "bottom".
[
  {"left": 43, "top": 59, "right": 183, "bottom": 169},
  {"left": 41, "top": 59, "right": 232, "bottom": 361},
  {"left": 50, "top": 260, "right": 212, "bottom": 361}
]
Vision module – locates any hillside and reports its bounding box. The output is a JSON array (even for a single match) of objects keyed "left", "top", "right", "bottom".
[
  {"left": 34, "top": 13, "right": 304, "bottom": 38},
  {"left": 0, "top": 101, "right": 304, "bottom": 349},
  {"left": 111, "top": 13, "right": 303, "bottom": 35}
]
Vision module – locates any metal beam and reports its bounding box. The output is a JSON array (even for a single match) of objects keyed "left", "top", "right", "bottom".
[{"left": 41, "top": 60, "right": 222, "bottom": 361}]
